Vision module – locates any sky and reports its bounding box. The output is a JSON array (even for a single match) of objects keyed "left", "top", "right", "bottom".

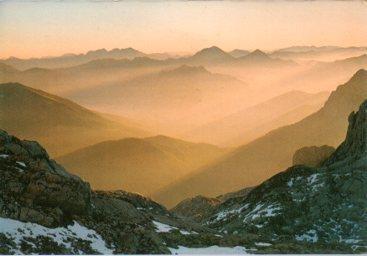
[{"left": 0, "top": 0, "right": 367, "bottom": 59}]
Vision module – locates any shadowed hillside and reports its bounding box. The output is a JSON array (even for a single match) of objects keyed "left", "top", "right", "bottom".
[
  {"left": 0, "top": 82, "right": 148, "bottom": 156},
  {"left": 185, "top": 90, "right": 329, "bottom": 146},
  {"left": 57, "top": 135, "right": 228, "bottom": 199},
  {"left": 68, "top": 65, "right": 251, "bottom": 135}
]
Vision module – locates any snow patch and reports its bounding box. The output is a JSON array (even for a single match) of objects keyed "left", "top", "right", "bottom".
[
  {"left": 342, "top": 239, "right": 362, "bottom": 244},
  {"left": 255, "top": 242, "right": 272, "bottom": 247},
  {"left": 169, "top": 245, "right": 248, "bottom": 254},
  {"left": 287, "top": 179, "right": 294, "bottom": 187},
  {"left": 0, "top": 217, "right": 113, "bottom": 254},
  {"left": 295, "top": 229, "right": 318, "bottom": 243},
  {"left": 153, "top": 221, "right": 195, "bottom": 235},
  {"left": 153, "top": 220, "right": 176, "bottom": 233},
  {"left": 307, "top": 174, "right": 319, "bottom": 185},
  {"left": 16, "top": 161, "right": 26, "bottom": 167}
]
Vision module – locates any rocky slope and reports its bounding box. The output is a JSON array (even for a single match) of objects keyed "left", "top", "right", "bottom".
[
  {"left": 57, "top": 135, "right": 227, "bottom": 203},
  {"left": 0, "top": 130, "right": 231, "bottom": 254},
  {"left": 171, "top": 196, "right": 221, "bottom": 223},
  {"left": 170, "top": 187, "right": 254, "bottom": 223},
  {"left": 204, "top": 100, "right": 367, "bottom": 253}
]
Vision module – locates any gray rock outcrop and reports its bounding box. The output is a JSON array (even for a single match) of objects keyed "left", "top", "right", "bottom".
[{"left": 0, "top": 130, "right": 91, "bottom": 227}]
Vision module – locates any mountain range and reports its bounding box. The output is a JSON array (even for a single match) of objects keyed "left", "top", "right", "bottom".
[
  {"left": 66, "top": 65, "right": 251, "bottom": 135},
  {"left": 4, "top": 45, "right": 364, "bottom": 71},
  {"left": 153, "top": 69, "right": 367, "bottom": 206},
  {"left": 1, "top": 92, "right": 366, "bottom": 253},
  {"left": 0, "top": 48, "right": 165, "bottom": 70},
  {"left": 271, "top": 46, "right": 367, "bottom": 62},
  {"left": 0, "top": 46, "right": 287, "bottom": 70}
]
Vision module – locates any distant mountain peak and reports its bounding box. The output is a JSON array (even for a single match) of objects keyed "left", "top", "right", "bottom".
[
  {"left": 192, "top": 46, "right": 232, "bottom": 60},
  {"left": 200, "top": 46, "right": 225, "bottom": 53},
  {"left": 350, "top": 68, "right": 367, "bottom": 82},
  {"left": 84, "top": 47, "right": 145, "bottom": 59},
  {"left": 236, "top": 49, "right": 272, "bottom": 63},
  {"left": 323, "top": 69, "right": 367, "bottom": 111},
  {"left": 247, "top": 49, "right": 269, "bottom": 58}
]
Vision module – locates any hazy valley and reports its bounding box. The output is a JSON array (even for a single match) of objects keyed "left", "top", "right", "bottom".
[{"left": 1, "top": 42, "right": 367, "bottom": 254}]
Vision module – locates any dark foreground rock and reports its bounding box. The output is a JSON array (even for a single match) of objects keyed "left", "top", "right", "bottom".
[
  {"left": 171, "top": 187, "right": 254, "bottom": 223},
  {"left": 171, "top": 196, "right": 221, "bottom": 222},
  {"left": 0, "top": 130, "right": 91, "bottom": 228}
]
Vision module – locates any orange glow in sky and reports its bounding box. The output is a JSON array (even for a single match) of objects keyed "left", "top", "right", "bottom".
[{"left": 0, "top": 0, "right": 366, "bottom": 59}]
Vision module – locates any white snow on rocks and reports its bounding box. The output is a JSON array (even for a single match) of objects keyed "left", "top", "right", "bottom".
[
  {"left": 295, "top": 229, "right": 318, "bottom": 243},
  {"left": 152, "top": 220, "right": 196, "bottom": 235},
  {"left": 211, "top": 204, "right": 250, "bottom": 223},
  {"left": 0, "top": 217, "right": 113, "bottom": 254},
  {"left": 287, "top": 179, "right": 294, "bottom": 187},
  {"left": 153, "top": 220, "right": 175, "bottom": 233},
  {"left": 307, "top": 173, "right": 319, "bottom": 185},
  {"left": 169, "top": 245, "right": 248, "bottom": 254},
  {"left": 255, "top": 242, "right": 272, "bottom": 247},
  {"left": 16, "top": 161, "right": 26, "bottom": 167},
  {"left": 243, "top": 203, "right": 281, "bottom": 222}
]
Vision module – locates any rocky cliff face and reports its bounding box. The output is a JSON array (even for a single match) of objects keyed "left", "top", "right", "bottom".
[
  {"left": 204, "top": 100, "right": 367, "bottom": 253},
  {"left": 0, "top": 130, "right": 91, "bottom": 228}
]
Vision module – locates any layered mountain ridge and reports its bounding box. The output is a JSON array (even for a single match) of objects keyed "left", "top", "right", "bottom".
[
  {"left": 1, "top": 96, "right": 367, "bottom": 253},
  {"left": 154, "top": 69, "right": 367, "bottom": 206}
]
